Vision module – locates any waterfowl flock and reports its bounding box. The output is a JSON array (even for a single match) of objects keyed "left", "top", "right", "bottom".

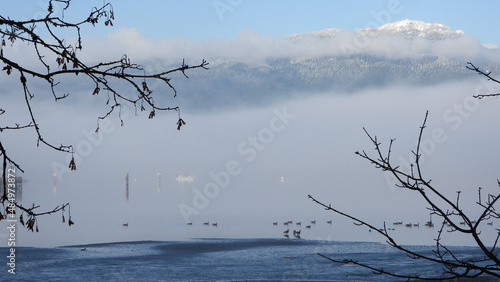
[
  {"left": 185, "top": 221, "right": 219, "bottom": 227},
  {"left": 275, "top": 219, "right": 329, "bottom": 239},
  {"left": 182, "top": 218, "right": 495, "bottom": 239},
  {"left": 384, "top": 219, "right": 494, "bottom": 230}
]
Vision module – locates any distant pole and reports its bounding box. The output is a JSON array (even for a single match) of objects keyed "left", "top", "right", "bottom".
[
  {"left": 53, "top": 173, "right": 57, "bottom": 194},
  {"left": 125, "top": 173, "right": 129, "bottom": 202},
  {"left": 157, "top": 171, "right": 161, "bottom": 193}
]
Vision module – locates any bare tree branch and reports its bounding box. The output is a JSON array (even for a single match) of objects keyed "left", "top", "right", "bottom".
[
  {"left": 467, "top": 62, "right": 500, "bottom": 99},
  {"left": 309, "top": 78, "right": 500, "bottom": 279},
  {"left": 0, "top": 0, "right": 208, "bottom": 231}
]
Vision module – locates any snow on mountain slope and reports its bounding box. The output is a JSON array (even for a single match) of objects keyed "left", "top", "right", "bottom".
[
  {"left": 288, "top": 28, "right": 344, "bottom": 41},
  {"left": 367, "top": 19, "right": 464, "bottom": 40},
  {"left": 144, "top": 20, "right": 500, "bottom": 110},
  {"left": 290, "top": 19, "right": 465, "bottom": 41}
]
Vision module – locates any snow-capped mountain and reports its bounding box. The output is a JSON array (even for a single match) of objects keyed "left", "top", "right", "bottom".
[
  {"left": 289, "top": 19, "right": 465, "bottom": 41},
  {"left": 373, "top": 19, "right": 464, "bottom": 40},
  {"left": 162, "top": 20, "right": 500, "bottom": 111}
]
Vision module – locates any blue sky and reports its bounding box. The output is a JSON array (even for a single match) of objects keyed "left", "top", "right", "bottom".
[
  {"left": 110, "top": 1, "right": 499, "bottom": 44},
  {"left": 3, "top": 1, "right": 500, "bottom": 44}
]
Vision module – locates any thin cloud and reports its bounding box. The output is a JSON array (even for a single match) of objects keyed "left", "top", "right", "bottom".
[{"left": 76, "top": 27, "right": 500, "bottom": 65}]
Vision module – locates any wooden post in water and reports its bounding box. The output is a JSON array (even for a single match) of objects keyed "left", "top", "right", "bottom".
[
  {"left": 125, "top": 173, "right": 129, "bottom": 202},
  {"left": 157, "top": 171, "right": 161, "bottom": 193}
]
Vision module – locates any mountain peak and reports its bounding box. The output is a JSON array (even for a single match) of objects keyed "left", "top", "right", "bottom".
[
  {"left": 371, "top": 19, "right": 464, "bottom": 39},
  {"left": 289, "top": 20, "right": 465, "bottom": 41},
  {"left": 380, "top": 19, "right": 444, "bottom": 30}
]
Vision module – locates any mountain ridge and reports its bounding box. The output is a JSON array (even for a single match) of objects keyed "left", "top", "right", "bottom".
[
  {"left": 119, "top": 20, "right": 500, "bottom": 111},
  {"left": 289, "top": 19, "right": 465, "bottom": 41}
]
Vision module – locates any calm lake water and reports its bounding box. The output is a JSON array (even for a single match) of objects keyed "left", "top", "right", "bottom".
[{"left": 0, "top": 238, "right": 496, "bottom": 281}]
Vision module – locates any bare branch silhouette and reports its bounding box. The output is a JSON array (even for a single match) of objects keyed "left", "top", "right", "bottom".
[
  {"left": 467, "top": 62, "right": 500, "bottom": 99},
  {"left": 0, "top": 0, "right": 208, "bottom": 230},
  {"left": 309, "top": 64, "right": 500, "bottom": 279}
]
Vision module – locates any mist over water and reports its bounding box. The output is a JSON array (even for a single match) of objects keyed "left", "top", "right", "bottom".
[{"left": 2, "top": 78, "right": 499, "bottom": 248}]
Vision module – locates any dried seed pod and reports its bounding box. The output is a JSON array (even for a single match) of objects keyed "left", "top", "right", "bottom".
[{"left": 69, "top": 157, "right": 76, "bottom": 171}]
